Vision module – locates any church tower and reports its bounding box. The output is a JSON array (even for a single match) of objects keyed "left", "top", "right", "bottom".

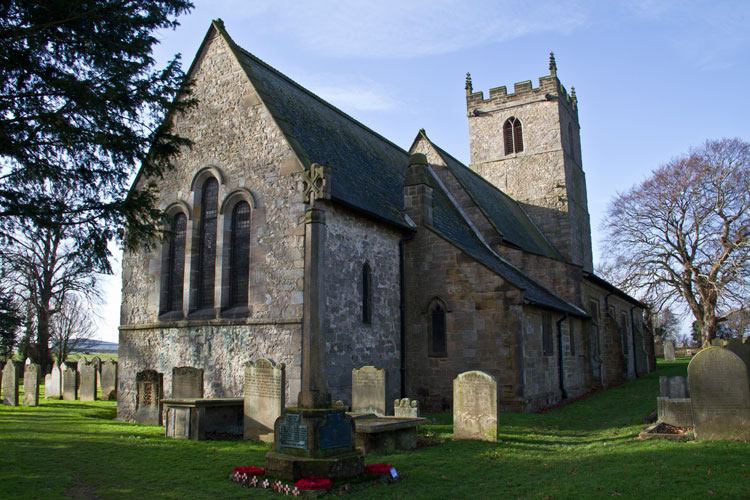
[{"left": 466, "top": 54, "right": 593, "bottom": 272}]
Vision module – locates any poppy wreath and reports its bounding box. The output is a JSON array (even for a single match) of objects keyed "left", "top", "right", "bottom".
[
  {"left": 295, "top": 476, "right": 333, "bottom": 490},
  {"left": 364, "top": 464, "right": 392, "bottom": 476},
  {"left": 233, "top": 466, "right": 266, "bottom": 476}
]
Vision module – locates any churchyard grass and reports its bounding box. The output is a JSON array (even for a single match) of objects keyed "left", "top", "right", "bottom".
[{"left": 1, "top": 358, "right": 748, "bottom": 499}]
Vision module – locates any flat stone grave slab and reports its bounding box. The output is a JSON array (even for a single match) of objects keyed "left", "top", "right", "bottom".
[
  {"left": 688, "top": 347, "right": 750, "bottom": 441},
  {"left": 348, "top": 413, "right": 427, "bottom": 455},
  {"left": 163, "top": 398, "right": 244, "bottom": 440}
]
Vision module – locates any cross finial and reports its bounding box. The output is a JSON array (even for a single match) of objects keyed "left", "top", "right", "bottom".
[
  {"left": 549, "top": 52, "right": 557, "bottom": 77},
  {"left": 465, "top": 72, "right": 473, "bottom": 96}
]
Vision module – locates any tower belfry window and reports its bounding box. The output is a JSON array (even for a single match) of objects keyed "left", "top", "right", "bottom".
[{"left": 503, "top": 117, "right": 524, "bottom": 155}]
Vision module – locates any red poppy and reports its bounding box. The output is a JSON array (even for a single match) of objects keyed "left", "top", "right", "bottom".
[
  {"left": 295, "top": 476, "right": 333, "bottom": 490},
  {"left": 233, "top": 466, "right": 266, "bottom": 476},
  {"left": 364, "top": 464, "right": 393, "bottom": 476}
]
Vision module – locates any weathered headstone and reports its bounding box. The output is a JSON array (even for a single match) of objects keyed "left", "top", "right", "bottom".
[
  {"left": 23, "top": 362, "right": 40, "bottom": 406},
  {"left": 244, "top": 359, "right": 285, "bottom": 442},
  {"left": 663, "top": 341, "right": 676, "bottom": 362},
  {"left": 688, "top": 347, "right": 750, "bottom": 441},
  {"left": 135, "top": 370, "right": 163, "bottom": 426},
  {"left": 79, "top": 363, "right": 97, "bottom": 401},
  {"left": 100, "top": 360, "right": 118, "bottom": 401},
  {"left": 172, "top": 366, "right": 204, "bottom": 399},
  {"left": 91, "top": 356, "right": 102, "bottom": 390},
  {"left": 453, "top": 370, "right": 498, "bottom": 442},
  {"left": 725, "top": 339, "right": 750, "bottom": 380},
  {"left": 394, "top": 398, "right": 419, "bottom": 418},
  {"left": 62, "top": 363, "right": 77, "bottom": 401},
  {"left": 76, "top": 357, "right": 87, "bottom": 391},
  {"left": 46, "top": 360, "right": 62, "bottom": 399},
  {"left": 2, "top": 360, "right": 19, "bottom": 406},
  {"left": 352, "top": 366, "right": 387, "bottom": 416},
  {"left": 657, "top": 376, "right": 692, "bottom": 427}
]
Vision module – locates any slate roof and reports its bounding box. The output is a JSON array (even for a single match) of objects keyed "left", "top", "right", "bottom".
[
  {"left": 428, "top": 176, "right": 586, "bottom": 316},
  {"left": 217, "top": 23, "right": 410, "bottom": 229},
  {"left": 422, "top": 133, "right": 561, "bottom": 259},
  {"left": 205, "top": 21, "right": 586, "bottom": 317}
]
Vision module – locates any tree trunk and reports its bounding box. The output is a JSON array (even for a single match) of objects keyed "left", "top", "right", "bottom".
[{"left": 36, "top": 307, "right": 51, "bottom": 373}]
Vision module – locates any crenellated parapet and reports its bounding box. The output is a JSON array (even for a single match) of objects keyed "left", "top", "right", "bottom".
[{"left": 466, "top": 53, "right": 578, "bottom": 118}]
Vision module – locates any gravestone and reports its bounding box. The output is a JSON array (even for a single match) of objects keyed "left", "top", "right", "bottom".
[
  {"left": 62, "top": 363, "right": 77, "bottom": 401},
  {"left": 2, "top": 360, "right": 19, "bottom": 406},
  {"left": 100, "top": 360, "right": 118, "bottom": 400},
  {"left": 352, "top": 366, "right": 387, "bottom": 416},
  {"left": 663, "top": 341, "right": 676, "bottom": 362},
  {"left": 688, "top": 347, "right": 750, "bottom": 441},
  {"left": 46, "top": 360, "right": 61, "bottom": 399},
  {"left": 76, "top": 357, "right": 87, "bottom": 391},
  {"left": 172, "top": 366, "right": 204, "bottom": 399},
  {"left": 244, "top": 359, "right": 285, "bottom": 442},
  {"left": 135, "top": 370, "right": 163, "bottom": 426},
  {"left": 394, "top": 398, "right": 420, "bottom": 418},
  {"left": 79, "top": 363, "right": 97, "bottom": 401},
  {"left": 91, "top": 356, "right": 102, "bottom": 390},
  {"left": 453, "top": 370, "right": 498, "bottom": 442},
  {"left": 23, "top": 362, "right": 40, "bottom": 406},
  {"left": 657, "top": 376, "right": 692, "bottom": 427},
  {"left": 725, "top": 339, "right": 750, "bottom": 380}
]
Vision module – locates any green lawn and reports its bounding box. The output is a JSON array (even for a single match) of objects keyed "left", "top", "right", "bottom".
[{"left": 1, "top": 358, "right": 749, "bottom": 499}]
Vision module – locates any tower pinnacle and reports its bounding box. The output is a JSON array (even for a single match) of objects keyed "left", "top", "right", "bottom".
[
  {"left": 465, "top": 72, "right": 473, "bottom": 96},
  {"left": 549, "top": 52, "right": 557, "bottom": 77}
]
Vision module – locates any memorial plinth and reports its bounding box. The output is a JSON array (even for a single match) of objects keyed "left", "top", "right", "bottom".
[{"left": 265, "top": 407, "right": 363, "bottom": 481}]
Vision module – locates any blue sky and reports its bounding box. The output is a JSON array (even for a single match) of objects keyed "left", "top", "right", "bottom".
[{"left": 96, "top": 0, "right": 750, "bottom": 341}]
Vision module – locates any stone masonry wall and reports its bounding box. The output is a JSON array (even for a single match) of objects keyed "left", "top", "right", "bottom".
[
  {"left": 321, "top": 203, "right": 403, "bottom": 411},
  {"left": 466, "top": 76, "right": 592, "bottom": 272},
  {"left": 404, "top": 227, "right": 525, "bottom": 413},
  {"left": 118, "top": 323, "right": 301, "bottom": 421},
  {"left": 119, "top": 33, "right": 306, "bottom": 420}
]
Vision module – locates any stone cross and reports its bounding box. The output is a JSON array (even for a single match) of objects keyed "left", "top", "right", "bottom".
[{"left": 297, "top": 205, "right": 330, "bottom": 408}]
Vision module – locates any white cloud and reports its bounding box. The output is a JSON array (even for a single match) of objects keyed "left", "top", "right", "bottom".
[
  {"left": 305, "top": 75, "right": 400, "bottom": 112},
  {"left": 208, "top": 0, "right": 590, "bottom": 58}
]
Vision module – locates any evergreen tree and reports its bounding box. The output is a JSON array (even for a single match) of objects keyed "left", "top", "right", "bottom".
[{"left": 0, "top": 0, "right": 194, "bottom": 272}]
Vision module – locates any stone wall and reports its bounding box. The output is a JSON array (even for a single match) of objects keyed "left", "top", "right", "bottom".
[
  {"left": 321, "top": 202, "right": 403, "bottom": 411},
  {"left": 119, "top": 33, "right": 307, "bottom": 420},
  {"left": 117, "top": 322, "right": 301, "bottom": 421},
  {"left": 403, "top": 226, "right": 525, "bottom": 413},
  {"left": 466, "top": 74, "right": 592, "bottom": 273}
]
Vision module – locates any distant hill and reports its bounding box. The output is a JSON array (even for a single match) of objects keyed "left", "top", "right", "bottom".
[{"left": 78, "top": 340, "right": 118, "bottom": 354}]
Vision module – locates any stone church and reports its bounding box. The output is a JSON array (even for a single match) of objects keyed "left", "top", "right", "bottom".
[{"left": 118, "top": 20, "right": 652, "bottom": 420}]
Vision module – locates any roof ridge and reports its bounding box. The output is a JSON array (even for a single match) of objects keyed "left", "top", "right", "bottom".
[{"left": 227, "top": 42, "right": 409, "bottom": 160}]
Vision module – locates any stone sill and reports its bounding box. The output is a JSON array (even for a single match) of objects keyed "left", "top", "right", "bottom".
[{"left": 120, "top": 317, "right": 302, "bottom": 331}]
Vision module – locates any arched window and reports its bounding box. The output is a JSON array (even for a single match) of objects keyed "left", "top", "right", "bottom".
[
  {"left": 504, "top": 117, "right": 524, "bottom": 155},
  {"left": 229, "top": 201, "right": 251, "bottom": 308},
  {"left": 429, "top": 302, "right": 447, "bottom": 357},
  {"left": 164, "top": 213, "right": 187, "bottom": 313},
  {"left": 362, "top": 263, "right": 372, "bottom": 324},
  {"left": 197, "top": 178, "right": 219, "bottom": 310}
]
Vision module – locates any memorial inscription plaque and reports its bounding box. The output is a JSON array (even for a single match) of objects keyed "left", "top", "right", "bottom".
[{"left": 279, "top": 413, "right": 308, "bottom": 451}]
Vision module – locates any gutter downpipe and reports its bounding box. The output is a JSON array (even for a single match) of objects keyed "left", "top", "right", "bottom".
[
  {"left": 557, "top": 313, "right": 568, "bottom": 400},
  {"left": 399, "top": 231, "right": 416, "bottom": 397},
  {"left": 630, "top": 305, "right": 639, "bottom": 376}
]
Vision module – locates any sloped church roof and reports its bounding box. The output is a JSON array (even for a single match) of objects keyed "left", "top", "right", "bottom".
[{"left": 180, "top": 20, "right": 586, "bottom": 317}]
